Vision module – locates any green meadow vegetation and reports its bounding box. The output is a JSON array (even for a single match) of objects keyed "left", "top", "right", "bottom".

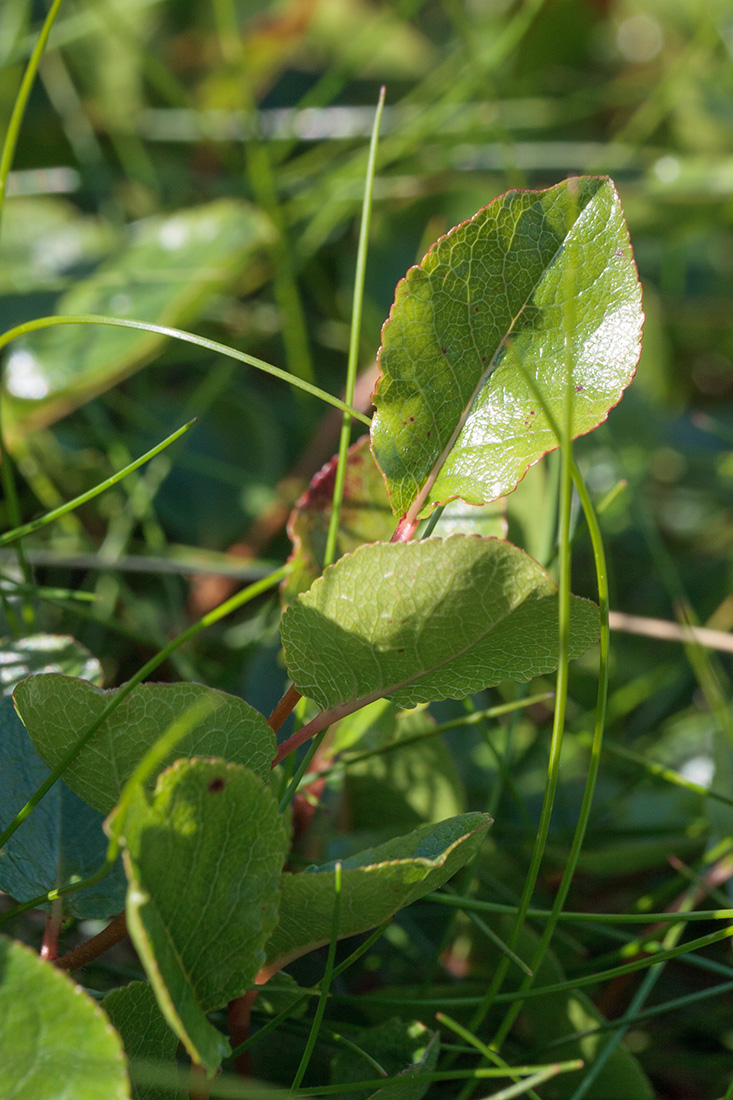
[{"left": 1, "top": 2, "right": 733, "bottom": 1098}]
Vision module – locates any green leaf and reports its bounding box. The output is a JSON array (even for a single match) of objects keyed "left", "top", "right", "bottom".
[
  {"left": 119, "top": 759, "right": 289, "bottom": 1074},
  {"left": 2, "top": 199, "right": 274, "bottom": 433},
  {"left": 0, "top": 697, "right": 126, "bottom": 917},
  {"left": 281, "top": 536, "right": 599, "bottom": 715},
  {"left": 0, "top": 935, "right": 129, "bottom": 1100},
  {"left": 331, "top": 1019, "right": 439, "bottom": 1100},
  {"left": 103, "top": 982, "right": 185, "bottom": 1100},
  {"left": 13, "top": 676, "right": 276, "bottom": 815},
  {"left": 371, "top": 177, "right": 642, "bottom": 521},
  {"left": 0, "top": 633, "right": 102, "bottom": 695},
  {"left": 264, "top": 812, "right": 490, "bottom": 973}
]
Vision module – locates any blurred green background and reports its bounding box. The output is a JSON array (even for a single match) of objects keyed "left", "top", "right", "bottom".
[{"left": 3, "top": 2, "right": 733, "bottom": 1096}]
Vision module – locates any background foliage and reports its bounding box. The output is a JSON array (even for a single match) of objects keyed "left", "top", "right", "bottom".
[{"left": 2, "top": 1, "right": 733, "bottom": 1098}]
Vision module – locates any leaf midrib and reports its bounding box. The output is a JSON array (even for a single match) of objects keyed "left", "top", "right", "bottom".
[
  {"left": 403, "top": 186, "right": 600, "bottom": 524},
  {"left": 304, "top": 576, "right": 555, "bottom": 720}
]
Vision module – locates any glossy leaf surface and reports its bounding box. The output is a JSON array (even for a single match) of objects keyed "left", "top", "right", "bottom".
[
  {"left": 371, "top": 176, "right": 642, "bottom": 520},
  {"left": 0, "top": 936, "right": 129, "bottom": 1100},
  {"left": 119, "top": 759, "right": 288, "bottom": 1074},
  {"left": 281, "top": 536, "right": 599, "bottom": 714},
  {"left": 264, "top": 812, "right": 490, "bottom": 973},
  {"left": 14, "top": 676, "right": 275, "bottom": 815}
]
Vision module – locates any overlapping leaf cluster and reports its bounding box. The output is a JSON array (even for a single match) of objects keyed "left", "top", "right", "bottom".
[{"left": 2, "top": 176, "right": 643, "bottom": 1093}]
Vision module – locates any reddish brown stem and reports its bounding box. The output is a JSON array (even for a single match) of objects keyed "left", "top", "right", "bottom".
[
  {"left": 390, "top": 514, "right": 420, "bottom": 542},
  {"left": 227, "top": 988, "right": 259, "bottom": 1076},
  {"left": 268, "top": 683, "right": 302, "bottom": 733},
  {"left": 189, "top": 1061, "right": 211, "bottom": 1100},
  {"left": 272, "top": 705, "right": 342, "bottom": 767},
  {"left": 55, "top": 911, "right": 127, "bottom": 971},
  {"left": 40, "top": 897, "right": 63, "bottom": 961}
]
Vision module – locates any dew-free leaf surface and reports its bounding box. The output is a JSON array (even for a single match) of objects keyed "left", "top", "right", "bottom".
[
  {"left": 371, "top": 176, "right": 642, "bottom": 521},
  {"left": 2, "top": 200, "right": 274, "bottom": 433},
  {"left": 281, "top": 536, "right": 598, "bottom": 714},
  {"left": 103, "top": 981, "right": 185, "bottom": 1100},
  {"left": 0, "top": 935, "right": 129, "bottom": 1100},
  {"left": 119, "top": 759, "right": 289, "bottom": 1074},
  {"left": 0, "top": 697, "right": 126, "bottom": 917},
  {"left": 13, "top": 676, "right": 275, "bottom": 815},
  {"left": 264, "top": 812, "right": 490, "bottom": 973}
]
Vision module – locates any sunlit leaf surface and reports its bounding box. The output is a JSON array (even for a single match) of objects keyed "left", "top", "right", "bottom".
[
  {"left": 119, "top": 759, "right": 289, "bottom": 1074},
  {"left": 0, "top": 936, "right": 129, "bottom": 1100},
  {"left": 371, "top": 176, "right": 642, "bottom": 520},
  {"left": 281, "top": 536, "right": 598, "bottom": 714},
  {"left": 14, "top": 676, "right": 275, "bottom": 814}
]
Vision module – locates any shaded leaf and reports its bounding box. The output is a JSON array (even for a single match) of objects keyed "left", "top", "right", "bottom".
[
  {"left": 281, "top": 536, "right": 599, "bottom": 715},
  {"left": 2, "top": 199, "right": 274, "bottom": 434},
  {"left": 119, "top": 759, "right": 289, "bottom": 1074},
  {"left": 0, "top": 697, "right": 126, "bottom": 918},
  {"left": 371, "top": 176, "right": 642, "bottom": 521},
  {"left": 0, "top": 935, "right": 129, "bottom": 1100},
  {"left": 0, "top": 633, "right": 102, "bottom": 696},
  {"left": 14, "top": 676, "right": 275, "bottom": 815},
  {"left": 264, "top": 812, "right": 490, "bottom": 973},
  {"left": 331, "top": 1019, "right": 439, "bottom": 1100},
  {"left": 103, "top": 982, "right": 184, "bottom": 1100},
  {"left": 344, "top": 722, "right": 465, "bottom": 833}
]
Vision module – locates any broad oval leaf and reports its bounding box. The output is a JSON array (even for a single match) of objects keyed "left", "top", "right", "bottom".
[
  {"left": 0, "top": 697, "right": 126, "bottom": 918},
  {"left": 371, "top": 176, "right": 642, "bottom": 521},
  {"left": 264, "top": 812, "right": 490, "bottom": 974},
  {"left": 0, "top": 935, "right": 129, "bottom": 1100},
  {"left": 13, "top": 676, "right": 276, "bottom": 815},
  {"left": 281, "top": 536, "right": 599, "bottom": 715},
  {"left": 119, "top": 759, "right": 289, "bottom": 1075}
]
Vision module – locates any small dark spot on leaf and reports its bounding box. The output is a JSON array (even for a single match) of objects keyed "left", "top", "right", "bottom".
[
  {"left": 575, "top": 384, "right": 584, "bottom": 393},
  {"left": 441, "top": 348, "right": 447, "bottom": 355},
  {"left": 615, "top": 249, "right": 624, "bottom": 257},
  {"left": 208, "top": 777, "right": 226, "bottom": 793},
  {"left": 427, "top": 431, "right": 431, "bottom": 437},
  {"left": 474, "top": 306, "right": 479, "bottom": 312},
  {"left": 529, "top": 410, "right": 536, "bottom": 416},
  {"left": 397, "top": 648, "right": 405, "bottom": 653},
  {"left": 409, "top": 416, "right": 415, "bottom": 422}
]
